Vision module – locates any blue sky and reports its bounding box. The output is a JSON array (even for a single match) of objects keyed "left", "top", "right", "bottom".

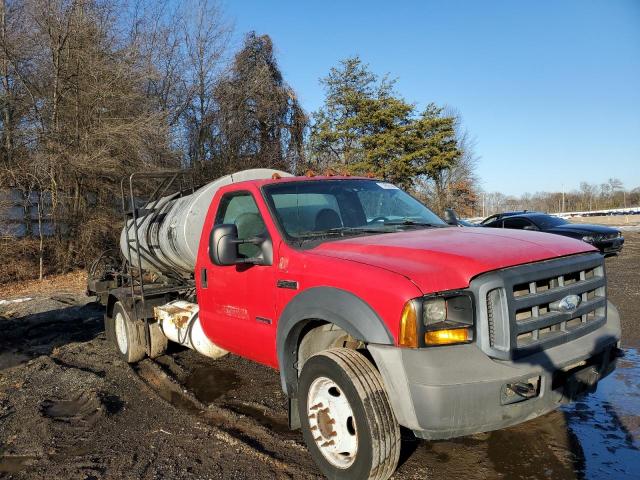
[{"left": 224, "top": 0, "right": 640, "bottom": 195}]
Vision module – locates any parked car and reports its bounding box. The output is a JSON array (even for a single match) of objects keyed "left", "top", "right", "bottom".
[
  {"left": 483, "top": 212, "right": 624, "bottom": 255},
  {"left": 480, "top": 210, "right": 543, "bottom": 225}
]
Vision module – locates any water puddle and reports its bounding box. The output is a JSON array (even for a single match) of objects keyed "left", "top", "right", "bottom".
[
  {"left": 0, "top": 448, "right": 94, "bottom": 474},
  {"left": 184, "top": 365, "right": 241, "bottom": 403},
  {"left": 40, "top": 391, "right": 103, "bottom": 425},
  {"left": 486, "top": 412, "right": 584, "bottom": 480},
  {"left": 0, "top": 351, "right": 30, "bottom": 370},
  {"left": 157, "top": 387, "right": 203, "bottom": 415},
  {"left": 134, "top": 362, "right": 204, "bottom": 415},
  {"left": 139, "top": 360, "right": 295, "bottom": 441},
  {"left": 0, "top": 455, "right": 38, "bottom": 473},
  {"left": 560, "top": 347, "right": 640, "bottom": 479}
]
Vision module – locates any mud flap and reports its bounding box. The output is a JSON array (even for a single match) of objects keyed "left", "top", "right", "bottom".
[
  {"left": 104, "top": 313, "right": 116, "bottom": 344},
  {"left": 148, "top": 321, "right": 168, "bottom": 358},
  {"left": 288, "top": 396, "right": 300, "bottom": 430}
]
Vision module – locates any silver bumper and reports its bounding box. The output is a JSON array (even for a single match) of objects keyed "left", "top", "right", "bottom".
[{"left": 368, "top": 301, "right": 621, "bottom": 440}]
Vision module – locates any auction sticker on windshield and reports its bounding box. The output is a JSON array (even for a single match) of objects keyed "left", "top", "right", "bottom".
[{"left": 376, "top": 182, "right": 399, "bottom": 189}]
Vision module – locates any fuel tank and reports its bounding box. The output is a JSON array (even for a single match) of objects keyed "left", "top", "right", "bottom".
[{"left": 119, "top": 168, "right": 291, "bottom": 276}]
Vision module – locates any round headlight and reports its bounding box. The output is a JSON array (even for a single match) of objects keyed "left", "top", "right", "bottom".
[{"left": 582, "top": 235, "right": 595, "bottom": 243}]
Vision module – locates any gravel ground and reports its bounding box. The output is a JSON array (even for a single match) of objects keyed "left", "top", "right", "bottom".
[
  {"left": 604, "top": 233, "right": 640, "bottom": 347},
  {"left": 1, "top": 234, "right": 639, "bottom": 479}
]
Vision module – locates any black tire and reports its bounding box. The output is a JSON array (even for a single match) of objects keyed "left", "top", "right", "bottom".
[
  {"left": 298, "top": 348, "right": 400, "bottom": 480},
  {"left": 112, "top": 301, "right": 146, "bottom": 363}
]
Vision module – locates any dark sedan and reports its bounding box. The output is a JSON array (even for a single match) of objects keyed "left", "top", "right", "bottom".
[{"left": 483, "top": 213, "right": 624, "bottom": 255}]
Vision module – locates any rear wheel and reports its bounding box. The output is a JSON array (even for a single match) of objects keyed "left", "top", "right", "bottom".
[
  {"left": 112, "top": 302, "right": 146, "bottom": 363},
  {"left": 298, "top": 348, "right": 400, "bottom": 480}
]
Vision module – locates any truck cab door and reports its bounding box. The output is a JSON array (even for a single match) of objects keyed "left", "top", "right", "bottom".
[{"left": 197, "top": 190, "right": 279, "bottom": 367}]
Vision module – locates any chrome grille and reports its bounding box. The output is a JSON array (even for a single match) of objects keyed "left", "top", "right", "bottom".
[
  {"left": 470, "top": 253, "right": 607, "bottom": 360},
  {"left": 511, "top": 265, "right": 605, "bottom": 349}
]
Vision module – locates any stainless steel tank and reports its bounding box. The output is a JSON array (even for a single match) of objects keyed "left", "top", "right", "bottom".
[{"left": 119, "top": 169, "right": 291, "bottom": 276}]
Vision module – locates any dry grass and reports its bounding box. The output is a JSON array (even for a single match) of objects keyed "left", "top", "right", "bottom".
[
  {"left": 0, "top": 238, "right": 45, "bottom": 284},
  {"left": 0, "top": 236, "right": 96, "bottom": 292},
  {"left": 569, "top": 214, "right": 640, "bottom": 226},
  {"left": 0, "top": 270, "right": 87, "bottom": 299}
]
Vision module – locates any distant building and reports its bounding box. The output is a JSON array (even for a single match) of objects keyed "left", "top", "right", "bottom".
[{"left": 0, "top": 188, "right": 56, "bottom": 238}]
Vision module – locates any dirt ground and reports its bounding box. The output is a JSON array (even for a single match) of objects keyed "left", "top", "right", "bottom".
[
  {"left": 1, "top": 235, "right": 639, "bottom": 479},
  {"left": 568, "top": 214, "right": 640, "bottom": 227}
]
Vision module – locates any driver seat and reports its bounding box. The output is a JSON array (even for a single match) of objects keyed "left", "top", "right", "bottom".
[
  {"left": 235, "top": 212, "right": 265, "bottom": 257},
  {"left": 315, "top": 208, "right": 342, "bottom": 230}
]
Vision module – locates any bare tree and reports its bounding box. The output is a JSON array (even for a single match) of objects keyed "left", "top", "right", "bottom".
[{"left": 180, "top": 0, "right": 231, "bottom": 172}]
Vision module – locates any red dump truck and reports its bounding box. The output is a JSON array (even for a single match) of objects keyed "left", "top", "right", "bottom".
[{"left": 89, "top": 169, "right": 621, "bottom": 479}]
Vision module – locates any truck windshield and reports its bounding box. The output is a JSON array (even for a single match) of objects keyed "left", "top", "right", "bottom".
[{"left": 263, "top": 179, "right": 446, "bottom": 242}]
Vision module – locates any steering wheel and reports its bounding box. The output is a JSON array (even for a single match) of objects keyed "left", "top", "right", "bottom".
[{"left": 369, "top": 216, "right": 390, "bottom": 224}]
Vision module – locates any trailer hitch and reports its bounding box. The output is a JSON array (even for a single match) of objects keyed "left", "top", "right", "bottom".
[
  {"left": 501, "top": 376, "right": 541, "bottom": 405},
  {"left": 506, "top": 382, "right": 538, "bottom": 399}
]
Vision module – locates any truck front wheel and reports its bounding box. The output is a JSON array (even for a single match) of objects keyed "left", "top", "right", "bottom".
[
  {"left": 113, "top": 302, "right": 146, "bottom": 363},
  {"left": 298, "top": 348, "right": 400, "bottom": 480}
]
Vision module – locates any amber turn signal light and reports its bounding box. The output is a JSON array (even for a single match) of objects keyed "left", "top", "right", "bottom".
[
  {"left": 399, "top": 301, "right": 418, "bottom": 348},
  {"left": 425, "top": 328, "right": 470, "bottom": 346}
]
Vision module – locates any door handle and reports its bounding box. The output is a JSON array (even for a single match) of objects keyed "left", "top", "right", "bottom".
[{"left": 201, "top": 267, "right": 208, "bottom": 288}]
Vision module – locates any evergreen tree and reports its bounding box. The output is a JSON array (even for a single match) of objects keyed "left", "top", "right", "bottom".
[{"left": 310, "top": 56, "right": 461, "bottom": 190}]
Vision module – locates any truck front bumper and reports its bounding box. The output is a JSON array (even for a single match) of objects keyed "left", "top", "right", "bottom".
[{"left": 368, "top": 301, "right": 622, "bottom": 440}]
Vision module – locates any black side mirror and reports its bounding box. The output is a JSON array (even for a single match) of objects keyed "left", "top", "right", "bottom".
[
  {"left": 209, "top": 224, "right": 240, "bottom": 266},
  {"left": 209, "top": 224, "right": 273, "bottom": 266},
  {"left": 444, "top": 208, "right": 459, "bottom": 226}
]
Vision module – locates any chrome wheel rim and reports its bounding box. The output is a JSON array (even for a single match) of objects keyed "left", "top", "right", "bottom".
[
  {"left": 307, "top": 376, "right": 358, "bottom": 468},
  {"left": 114, "top": 311, "right": 128, "bottom": 354}
]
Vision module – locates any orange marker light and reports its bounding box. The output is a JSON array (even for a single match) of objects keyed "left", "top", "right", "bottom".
[
  {"left": 425, "top": 328, "right": 470, "bottom": 346},
  {"left": 399, "top": 301, "right": 418, "bottom": 348}
]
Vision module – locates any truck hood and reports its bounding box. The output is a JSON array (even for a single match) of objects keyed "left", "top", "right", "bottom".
[{"left": 310, "top": 227, "right": 596, "bottom": 294}]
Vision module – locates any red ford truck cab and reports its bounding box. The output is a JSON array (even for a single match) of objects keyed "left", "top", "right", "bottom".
[{"left": 98, "top": 173, "right": 621, "bottom": 480}]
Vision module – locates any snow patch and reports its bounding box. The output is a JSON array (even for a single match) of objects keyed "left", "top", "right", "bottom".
[{"left": 0, "top": 297, "right": 33, "bottom": 306}]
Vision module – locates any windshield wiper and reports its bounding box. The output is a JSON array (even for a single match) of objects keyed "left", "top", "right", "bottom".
[
  {"left": 383, "top": 220, "right": 446, "bottom": 228},
  {"left": 294, "top": 221, "right": 445, "bottom": 245},
  {"left": 295, "top": 226, "right": 388, "bottom": 242}
]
